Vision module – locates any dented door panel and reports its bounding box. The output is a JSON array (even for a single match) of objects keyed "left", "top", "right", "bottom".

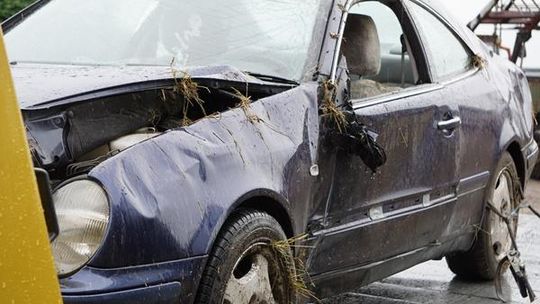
[{"left": 309, "top": 85, "right": 460, "bottom": 277}]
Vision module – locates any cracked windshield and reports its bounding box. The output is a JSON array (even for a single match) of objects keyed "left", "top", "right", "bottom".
[{"left": 5, "top": 0, "right": 325, "bottom": 81}]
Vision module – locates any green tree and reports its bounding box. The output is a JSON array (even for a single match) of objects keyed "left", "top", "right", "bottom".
[{"left": 1, "top": 0, "right": 35, "bottom": 22}]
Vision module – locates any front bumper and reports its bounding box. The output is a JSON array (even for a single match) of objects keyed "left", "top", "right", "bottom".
[
  {"left": 63, "top": 282, "right": 182, "bottom": 304},
  {"left": 61, "top": 255, "right": 207, "bottom": 304}
]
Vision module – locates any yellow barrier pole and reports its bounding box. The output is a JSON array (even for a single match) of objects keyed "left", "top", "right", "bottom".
[{"left": 0, "top": 29, "right": 62, "bottom": 303}]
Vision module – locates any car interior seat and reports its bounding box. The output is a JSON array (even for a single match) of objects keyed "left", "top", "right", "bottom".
[{"left": 342, "top": 14, "right": 403, "bottom": 99}]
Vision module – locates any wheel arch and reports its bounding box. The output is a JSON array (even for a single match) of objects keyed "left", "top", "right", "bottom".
[
  {"left": 207, "top": 189, "right": 295, "bottom": 256},
  {"left": 235, "top": 194, "right": 295, "bottom": 239}
]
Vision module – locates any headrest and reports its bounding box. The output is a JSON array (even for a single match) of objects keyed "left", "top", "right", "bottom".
[{"left": 342, "top": 14, "right": 381, "bottom": 77}]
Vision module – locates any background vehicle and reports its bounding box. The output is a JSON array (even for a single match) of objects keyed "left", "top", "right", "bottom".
[{"left": 2, "top": 0, "right": 537, "bottom": 303}]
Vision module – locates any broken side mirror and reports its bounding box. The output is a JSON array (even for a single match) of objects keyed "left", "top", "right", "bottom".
[
  {"left": 320, "top": 79, "right": 386, "bottom": 173},
  {"left": 325, "top": 111, "right": 387, "bottom": 173}
]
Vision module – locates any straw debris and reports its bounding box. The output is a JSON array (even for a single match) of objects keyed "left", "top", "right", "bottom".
[
  {"left": 321, "top": 80, "right": 347, "bottom": 133},
  {"left": 231, "top": 87, "right": 262, "bottom": 124},
  {"left": 472, "top": 54, "right": 487, "bottom": 69},
  {"left": 271, "top": 234, "right": 320, "bottom": 302},
  {"left": 170, "top": 58, "right": 209, "bottom": 126}
]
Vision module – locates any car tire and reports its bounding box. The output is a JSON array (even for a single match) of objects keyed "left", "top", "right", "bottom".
[
  {"left": 446, "top": 151, "right": 520, "bottom": 280},
  {"left": 195, "top": 209, "right": 297, "bottom": 304}
]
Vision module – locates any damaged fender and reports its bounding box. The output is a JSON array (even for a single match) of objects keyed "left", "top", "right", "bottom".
[{"left": 86, "top": 83, "right": 323, "bottom": 267}]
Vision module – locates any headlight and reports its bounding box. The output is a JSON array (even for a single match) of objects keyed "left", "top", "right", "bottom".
[{"left": 51, "top": 179, "right": 110, "bottom": 276}]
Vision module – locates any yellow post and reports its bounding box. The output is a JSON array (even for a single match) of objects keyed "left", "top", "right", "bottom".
[{"left": 0, "top": 29, "right": 62, "bottom": 303}]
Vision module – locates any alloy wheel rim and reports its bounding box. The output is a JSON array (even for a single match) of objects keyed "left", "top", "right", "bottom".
[
  {"left": 223, "top": 243, "right": 288, "bottom": 304},
  {"left": 490, "top": 169, "right": 517, "bottom": 262}
]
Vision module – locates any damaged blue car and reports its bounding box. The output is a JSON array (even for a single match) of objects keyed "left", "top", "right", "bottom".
[{"left": 3, "top": 0, "right": 538, "bottom": 303}]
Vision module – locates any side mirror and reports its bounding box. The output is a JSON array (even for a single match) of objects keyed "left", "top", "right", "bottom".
[
  {"left": 321, "top": 80, "right": 386, "bottom": 173},
  {"left": 326, "top": 112, "right": 387, "bottom": 172}
]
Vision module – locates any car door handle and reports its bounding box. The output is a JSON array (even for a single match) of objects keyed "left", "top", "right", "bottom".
[{"left": 437, "top": 117, "right": 461, "bottom": 130}]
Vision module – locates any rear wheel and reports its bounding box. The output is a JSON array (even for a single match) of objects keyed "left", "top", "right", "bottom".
[
  {"left": 196, "top": 209, "right": 296, "bottom": 304},
  {"left": 446, "top": 152, "right": 520, "bottom": 280}
]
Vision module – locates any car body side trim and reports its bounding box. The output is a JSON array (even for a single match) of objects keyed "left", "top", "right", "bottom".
[
  {"left": 313, "top": 195, "right": 457, "bottom": 237},
  {"left": 457, "top": 171, "right": 491, "bottom": 197},
  {"left": 439, "top": 68, "right": 481, "bottom": 86},
  {"left": 351, "top": 84, "right": 444, "bottom": 110}
]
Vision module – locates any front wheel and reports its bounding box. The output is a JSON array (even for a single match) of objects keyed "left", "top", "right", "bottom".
[
  {"left": 446, "top": 152, "right": 520, "bottom": 280},
  {"left": 196, "top": 209, "right": 297, "bottom": 304}
]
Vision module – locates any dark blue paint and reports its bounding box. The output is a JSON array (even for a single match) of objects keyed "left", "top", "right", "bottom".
[
  {"left": 63, "top": 282, "right": 183, "bottom": 304},
  {"left": 11, "top": 65, "right": 286, "bottom": 109},
  {"left": 7, "top": 0, "right": 538, "bottom": 303},
  {"left": 60, "top": 256, "right": 205, "bottom": 297},
  {"left": 88, "top": 83, "right": 321, "bottom": 267}
]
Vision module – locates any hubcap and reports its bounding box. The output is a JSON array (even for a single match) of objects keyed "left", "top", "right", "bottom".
[
  {"left": 223, "top": 244, "right": 285, "bottom": 304},
  {"left": 490, "top": 170, "right": 517, "bottom": 262}
]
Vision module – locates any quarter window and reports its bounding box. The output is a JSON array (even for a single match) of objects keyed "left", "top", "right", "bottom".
[{"left": 407, "top": 1, "right": 471, "bottom": 81}]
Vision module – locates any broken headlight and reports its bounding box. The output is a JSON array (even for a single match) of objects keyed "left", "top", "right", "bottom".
[{"left": 51, "top": 179, "right": 110, "bottom": 276}]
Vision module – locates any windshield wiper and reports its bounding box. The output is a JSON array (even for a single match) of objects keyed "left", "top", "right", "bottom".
[{"left": 244, "top": 72, "right": 298, "bottom": 85}]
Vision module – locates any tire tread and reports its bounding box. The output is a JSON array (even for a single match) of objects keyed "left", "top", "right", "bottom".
[{"left": 196, "top": 209, "right": 287, "bottom": 303}]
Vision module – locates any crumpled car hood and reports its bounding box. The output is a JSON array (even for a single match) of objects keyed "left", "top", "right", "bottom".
[{"left": 11, "top": 63, "right": 265, "bottom": 109}]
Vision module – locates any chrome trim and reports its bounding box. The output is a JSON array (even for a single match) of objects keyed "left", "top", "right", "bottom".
[
  {"left": 437, "top": 117, "right": 462, "bottom": 130},
  {"left": 319, "top": 194, "right": 456, "bottom": 237},
  {"left": 351, "top": 84, "right": 443, "bottom": 110},
  {"left": 439, "top": 68, "right": 480, "bottom": 86},
  {"left": 529, "top": 143, "right": 539, "bottom": 158},
  {"left": 329, "top": 0, "right": 352, "bottom": 82},
  {"left": 330, "top": 0, "right": 480, "bottom": 86},
  {"left": 525, "top": 139, "right": 539, "bottom": 168},
  {"left": 457, "top": 171, "right": 491, "bottom": 196},
  {"left": 523, "top": 138, "right": 538, "bottom": 153}
]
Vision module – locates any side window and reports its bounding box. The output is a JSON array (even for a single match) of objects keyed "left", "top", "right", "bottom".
[
  {"left": 344, "top": 1, "right": 420, "bottom": 100},
  {"left": 407, "top": 1, "right": 471, "bottom": 81}
]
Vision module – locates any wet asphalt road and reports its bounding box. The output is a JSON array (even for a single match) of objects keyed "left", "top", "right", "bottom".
[{"left": 323, "top": 180, "right": 540, "bottom": 304}]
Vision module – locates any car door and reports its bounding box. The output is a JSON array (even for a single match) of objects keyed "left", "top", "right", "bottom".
[
  {"left": 309, "top": 0, "right": 462, "bottom": 285},
  {"left": 405, "top": 0, "right": 488, "bottom": 247}
]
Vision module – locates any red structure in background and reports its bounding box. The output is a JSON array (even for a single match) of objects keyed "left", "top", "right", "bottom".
[{"left": 468, "top": 0, "right": 540, "bottom": 64}]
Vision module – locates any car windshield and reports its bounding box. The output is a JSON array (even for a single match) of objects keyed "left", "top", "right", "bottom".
[{"left": 4, "top": 0, "right": 328, "bottom": 81}]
